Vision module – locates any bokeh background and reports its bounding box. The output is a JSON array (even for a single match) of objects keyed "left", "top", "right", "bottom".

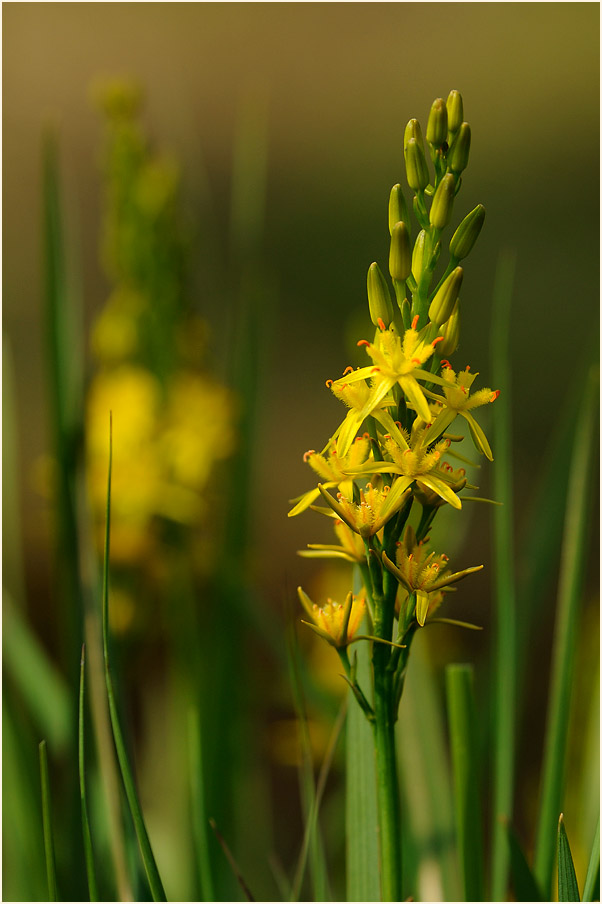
[{"left": 3, "top": 3, "right": 599, "bottom": 902}]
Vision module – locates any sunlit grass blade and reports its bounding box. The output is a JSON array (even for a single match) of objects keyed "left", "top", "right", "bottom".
[
  {"left": 446, "top": 664, "right": 484, "bottom": 902},
  {"left": 558, "top": 815, "right": 581, "bottom": 902},
  {"left": 79, "top": 645, "right": 99, "bottom": 901},
  {"left": 188, "top": 706, "right": 215, "bottom": 902},
  {"left": 39, "top": 739, "right": 58, "bottom": 902},
  {"left": 533, "top": 368, "right": 598, "bottom": 898},
  {"left": 101, "top": 417, "right": 167, "bottom": 902},
  {"left": 582, "top": 817, "right": 600, "bottom": 903},
  {"left": 286, "top": 624, "right": 331, "bottom": 902},
  {"left": 505, "top": 820, "right": 543, "bottom": 902},
  {"left": 489, "top": 249, "right": 517, "bottom": 901}
]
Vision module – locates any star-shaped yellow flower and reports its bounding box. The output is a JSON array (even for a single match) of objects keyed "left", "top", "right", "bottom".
[
  {"left": 424, "top": 361, "right": 499, "bottom": 459},
  {"left": 287, "top": 434, "right": 371, "bottom": 517},
  {"left": 297, "top": 587, "right": 366, "bottom": 648}
]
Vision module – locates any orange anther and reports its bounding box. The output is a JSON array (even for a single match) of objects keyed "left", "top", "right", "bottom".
[
  {"left": 491, "top": 390, "right": 501, "bottom": 401},
  {"left": 357, "top": 339, "right": 370, "bottom": 347},
  {"left": 432, "top": 336, "right": 444, "bottom": 346},
  {"left": 411, "top": 357, "right": 421, "bottom": 364},
  {"left": 325, "top": 379, "right": 333, "bottom": 388},
  {"left": 465, "top": 364, "right": 471, "bottom": 371},
  {"left": 343, "top": 365, "right": 354, "bottom": 375},
  {"left": 371, "top": 366, "right": 380, "bottom": 374},
  {"left": 303, "top": 450, "right": 316, "bottom": 462},
  {"left": 377, "top": 317, "right": 386, "bottom": 331},
  {"left": 411, "top": 315, "right": 419, "bottom": 330},
  {"left": 440, "top": 359, "right": 451, "bottom": 369}
]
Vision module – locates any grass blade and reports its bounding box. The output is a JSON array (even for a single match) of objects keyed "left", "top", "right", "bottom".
[
  {"left": 102, "top": 416, "right": 167, "bottom": 902},
  {"left": 489, "top": 249, "right": 517, "bottom": 901},
  {"left": 505, "top": 820, "right": 544, "bottom": 902},
  {"left": 534, "top": 368, "right": 598, "bottom": 897},
  {"left": 188, "top": 706, "right": 215, "bottom": 901},
  {"left": 558, "top": 815, "right": 581, "bottom": 902},
  {"left": 209, "top": 819, "right": 255, "bottom": 902},
  {"left": 39, "top": 740, "right": 58, "bottom": 901},
  {"left": 79, "top": 645, "right": 99, "bottom": 901},
  {"left": 582, "top": 818, "right": 600, "bottom": 903},
  {"left": 445, "top": 664, "right": 484, "bottom": 902}
]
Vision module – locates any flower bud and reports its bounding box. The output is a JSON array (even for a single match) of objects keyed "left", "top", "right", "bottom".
[
  {"left": 429, "top": 173, "right": 456, "bottom": 229},
  {"left": 449, "top": 204, "right": 486, "bottom": 260},
  {"left": 367, "top": 262, "right": 394, "bottom": 326},
  {"left": 388, "top": 184, "right": 410, "bottom": 235},
  {"left": 403, "top": 118, "right": 424, "bottom": 150},
  {"left": 404, "top": 138, "right": 429, "bottom": 192},
  {"left": 411, "top": 230, "right": 427, "bottom": 282},
  {"left": 428, "top": 267, "right": 463, "bottom": 326},
  {"left": 446, "top": 90, "right": 463, "bottom": 135},
  {"left": 437, "top": 303, "right": 460, "bottom": 357},
  {"left": 448, "top": 122, "right": 471, "bottom": 173},
  {"left": 426, "top": 98, "right": 448, "bottom": 147},
  {"left": 389, "top": 221, "right": 411, "bottom": 281}
]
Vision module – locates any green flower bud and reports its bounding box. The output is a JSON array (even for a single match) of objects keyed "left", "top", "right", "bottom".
[
  {"left": 449, "top": 204, "right": 486, "bottom": 260},
  {"left": 367, "top": 262, "right": 394, "bottom": 326},
  {"left": 429, "top": 174, "right": 456, "bottom": 229},
  {"left": 437, "top": 303, "right": 460, "bottom": 357},
  {"left": 411, "top": 230, "right": 427, "bottom": 282},
  {"left": 446, "top": 90, "right": 463, "bottom": 135},
  {"left": 389, "top": 221, "right": 411, "bottom": 281},
  {"left": 448, "top": 122, "right": 471, "bottom": 173},
  {"left": 428, "top": 266, "right": 463, "bottom": 326},
  {"left": 403, "top": 118, "right": 424, "bottom": 150},
  {"left": 404, "top": 138, "right": 429, "bottom": 192},
  {"left": 426, "top": 98, "right": 448, "bottom": 147},
  {"left": 388, "top": 184, "right": 410, "bottom": 235}
]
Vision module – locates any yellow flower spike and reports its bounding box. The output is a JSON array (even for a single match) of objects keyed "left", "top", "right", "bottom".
[{"left": 297, "top": 587, "right": 366, "bottom": 648}]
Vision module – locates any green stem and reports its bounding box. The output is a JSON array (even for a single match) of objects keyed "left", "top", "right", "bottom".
[
  {"left": 372, "top": 662, "right": 402, "bottom": 902},
  {"left": 39, "top": 740, "right": 58, "bottom": 902}
]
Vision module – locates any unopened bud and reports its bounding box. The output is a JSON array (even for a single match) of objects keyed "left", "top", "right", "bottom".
[
  {"left": 428, "top": 267, "right": 463, "bottom": 325},
  {"left": 411, "top": 230, "right": 427, "bottom": 282},
  {"left": 449, "top": 204, "right": 486, "bottom": 260},
  {"left": 426, "top": 98, "right": 448, "bottom": 147},
  {"left": 367, "top": 262, "right": 394, "bottom": 326},
  {"left": 448, "top": 122, "right": 471, "bottom": 173},
  {"left": 437, "top": 303, "right": 461, "bottom": 357},
  {"left": 389, "top": 221, "right": 411, "bottom": 281},
  {"left": 404, "top": 138, "right": 429, "bottom": 192},
  {"left": 388, "top": 184, "right": 410, "bottom": 235},
  {"left": 403, "top": 118, "right": 424, "bottom": 150},
  {"left": 446, "top": 90, "right": 463, "bottom": 135},
  {"left": 429, "top": 174, "right": 456, "bottom": 229}
]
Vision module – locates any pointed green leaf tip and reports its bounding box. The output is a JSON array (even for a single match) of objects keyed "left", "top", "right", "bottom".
[
  {"left": 430, "top": 173, "right": 456, "bottom": 229},
  {"left": 426, "top": 98, "right": 448, "bottom": 147},
  {"left": 450, "top": 204, "right": 486, "bottom": 260},
  {"left": 558, "top": 815, "right": 581, "bottom": 902},
  {"left": 389, "top": 221, "right": 411, "bottom": 282},
  {"left": 446, "top": 90, "right": 464, "bottom": 136},
  {"left": 449, "top": 123, "right": 471, "bottom": 174},
  {"left": 429, "top": 266, "right": 463, "bottom": 326},
  {"left": 367, "top": 262, "right": 394, "bottom": 326},
  {"left": 404, "top": 138, "right": 429, "bottom": 192}
]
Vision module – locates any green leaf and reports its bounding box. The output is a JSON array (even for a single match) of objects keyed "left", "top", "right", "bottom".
[
  {"left": 79, "top": 646, "right": 99, "bottom": 901},
  {"left": 38, "top": 740, "right": 58, "bottom": 902},
  {"left": 505, "top": 821, "right": 543, "bottom": 902},
  {"left": 582, "top": 818, "right": 600, "bottom": 903},
  {"left": 558, "top": 815, "right": 580, "bottom": 902},
  {"left": 446, "top": 663, "right": 484, "bottom": 902},
  {"left": 188, "top": 706, "right": 215, "bottom": 901}
]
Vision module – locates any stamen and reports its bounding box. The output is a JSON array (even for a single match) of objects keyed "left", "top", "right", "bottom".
[
  {"left": 377, "top": 317, "right": 387, "bottom": 331},
  {"left": 465, "top": 364, "right": 471, "bottom": 371},
  {"left": 343, "top": 365, "right": 354, "bottom": 375},
  {"left": 303, "top": 450, "right": 316, "bottom": 462},
  {"left": 411, "top": 357, "right": 421, "bottom": 364},
  {"left": 325, "top": 379, "right": 333, "bottom": 388},
  {"left": 491, "top": 390, "right": 501, "bottom": 401},
  {"left": 440, "top": 359, "right": 451, "bottom": 369},
  {"left": 357, "top": 339, "right": 370, "bottom": 347},
  {"left": 432, "top": 336, "right": 444, "bottom": 346},
  {"left": 411, "top": 315, "right": 419, "bottom": 330},
  {"left": 371, "top": 366, "right": 381, "bottom": 373}
]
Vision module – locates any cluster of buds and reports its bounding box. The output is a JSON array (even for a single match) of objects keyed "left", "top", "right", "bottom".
[{"left": 289, "top": 92, "right": 496, "bottom": 719}]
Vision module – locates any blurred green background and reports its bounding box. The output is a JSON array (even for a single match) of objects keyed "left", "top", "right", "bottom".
[{"left": 3, "top": 3, "right": 599, "bottom": 901}]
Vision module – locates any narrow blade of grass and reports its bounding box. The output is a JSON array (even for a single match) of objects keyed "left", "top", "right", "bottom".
[
  {"left": 445, "top": 664, "right": 484, "bottom": 902},
  {"left": 187, "top": 706, "right": 215, "bottom": 902},
  {"left": 489, "top": 249, "right": 517, "bottom": 901},
  {"left": 533, "top": 368, "right": 598, "bottom": 898},
  {"left": 505, "top": 820, "right": 544, "bottom": 902},
  {"left": 101, "top": 416, "right": 167, "bottom": 902},
  {"left": 582, "top": 817, "right": 600, "bottom": 903},
  {"left": 209, "top": 819, "right": 255, "bottom": 902},
  {"left": 39, "top": 740, "right": 58, "bottom": 902},
  {"left": 558, "top": 815, "right": 581, "bottom": 902},
  {"left": 79, "top": 645, "right": 99, "bottom": 901}
]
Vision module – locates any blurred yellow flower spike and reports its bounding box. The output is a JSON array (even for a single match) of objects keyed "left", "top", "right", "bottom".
[
  {"left": 424, "top": 361, "right": 499, "bottom": 459},
  {"left": 318, "top": 479, "right": 412, "bottom": 538},
  {"left": 297, "top": 587, "right": 366, "bottom": 648},
  {"left": 329, "top": 320, "right": 444, "bottom": 457},
  {"left": 382, "top": 525, "right": 483, "bottom": 626}
]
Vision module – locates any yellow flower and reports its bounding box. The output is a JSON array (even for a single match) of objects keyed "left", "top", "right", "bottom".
[
  {"left": 287, "top": 434, "right": 371, "bottom": 517},
  {"left": 424, "top": 361, "right": 499, "bottom": 459},
  {"left": 318, "top": 479, "right": 412, "bottom": 538},
  {"left": 299, "top": 518, "right": 367, "bottom": 564},
  {"left": 382, "top": 525, "right": 483, "bottom": 625},
  {"left": 297, "top": 587, "right": 366, "bottom": 648}
]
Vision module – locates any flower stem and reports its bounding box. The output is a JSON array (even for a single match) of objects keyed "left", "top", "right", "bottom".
[{"left": 372, "top": 653, "right": 402, "bottom": 902}]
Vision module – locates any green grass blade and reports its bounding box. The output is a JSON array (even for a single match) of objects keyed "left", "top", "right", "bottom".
[
  {"left": 445, "top": 664, "right": 484, "bottom": 902},
  {"left": 187, "top": 706, "right": 215, "bottom": 901},
  {"left": 534, "top": 368, "right": 599, "bottom": 898},
  {"left": 79, "top": 645, "right": 99, "bottom": 901},
  {"left": 489, "top": 249, "right": 517, "bottom": 901},
  {"left": 582, "top": 818, "right": 600, "bottom": 903},
  {"left": 505, "top": 820, "right": 544, "bottom": 902},
  {"left": 558, "top": 815, "right": 581, "bottom": 902},
  {"left": 39, "top": 740, "right": 58, "bottom": 901},
  {"left": 101, "top": 417, "right": 167, "bottom": 902}
]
